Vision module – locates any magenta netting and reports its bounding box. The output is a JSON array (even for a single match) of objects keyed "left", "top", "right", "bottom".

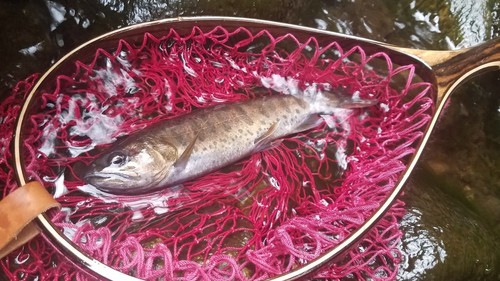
[{"left": 0, "top": 26, "right": 433, "bottom": 280}]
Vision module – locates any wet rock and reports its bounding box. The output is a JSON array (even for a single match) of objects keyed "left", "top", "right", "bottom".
[
  {"left": 398, "top": 70, "right": 500, "bottom": 280},
  {"left": 398, "top": 168, "right": 500, "bottom": 280},
  {"left": 422, "top": 72, "right": 500, "bottom": 234}
]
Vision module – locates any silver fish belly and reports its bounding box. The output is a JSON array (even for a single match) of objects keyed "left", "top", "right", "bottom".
[{"left": 83, "top": 92, "right": 374, "bottom": 194}]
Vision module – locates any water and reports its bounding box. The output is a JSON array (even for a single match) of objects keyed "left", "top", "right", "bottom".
[
  {"left": 1, "top": 0, "right": 499, "bottom": 101},
  {"left": 0, "top": 0, "right": 499, "bottom": 280}
]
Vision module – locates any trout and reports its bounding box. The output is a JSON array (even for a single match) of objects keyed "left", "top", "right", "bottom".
[{"left": 83, "top": 91, "right": 375, "bottom": 194}]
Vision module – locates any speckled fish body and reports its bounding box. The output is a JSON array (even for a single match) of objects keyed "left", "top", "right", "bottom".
[{"left": 84, "top": 92, "right": 374, "bottom": 194}]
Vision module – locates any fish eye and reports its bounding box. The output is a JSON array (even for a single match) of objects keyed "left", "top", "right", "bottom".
[{"left": 108, "top": 152, "right": 127, "bottom": 167}]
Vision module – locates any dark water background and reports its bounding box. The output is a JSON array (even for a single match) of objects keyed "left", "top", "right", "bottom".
[{"left": 0, "top": 0, "right": 499, "bottom": 280}]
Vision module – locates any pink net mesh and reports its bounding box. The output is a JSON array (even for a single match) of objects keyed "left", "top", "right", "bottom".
[{"left": 0, "top": 26, "right": 433, "bottom": 280}]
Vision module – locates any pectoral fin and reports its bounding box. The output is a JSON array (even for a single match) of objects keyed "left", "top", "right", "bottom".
[
  {"left": 173, "top": 133, "right": 199, "bottom": 169},
  {"left": 254, "top": 122, "right": 282, "bottom": 151}
]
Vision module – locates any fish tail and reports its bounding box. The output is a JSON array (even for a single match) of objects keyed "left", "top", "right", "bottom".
[{"left": 311, "top": 90, "right": 378, "bottom": 113}]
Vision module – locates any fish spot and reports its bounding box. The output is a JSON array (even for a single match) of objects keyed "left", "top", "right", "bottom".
[
  {"left": 169, "top": 129, "right": 184, "bottom": 144},
  {"left": 234, "top": 104, "right": 254, "bottom": 125},
  {"left": 282, "top": 100, "right": 292, "bottom": 113},
  {"left": 258, "top": 103, "right": 271, "bottom": 117}
]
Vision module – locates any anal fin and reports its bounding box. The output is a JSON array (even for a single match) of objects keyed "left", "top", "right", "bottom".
[{"left": 291, "top": 115, "right": 323, "bottom": 134}]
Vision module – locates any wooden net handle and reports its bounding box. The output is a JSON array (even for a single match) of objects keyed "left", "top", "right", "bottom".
[{"left": 0, "top": 181, "right": 60, "bottom": 259}]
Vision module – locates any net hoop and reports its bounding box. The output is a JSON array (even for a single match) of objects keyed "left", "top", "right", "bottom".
[{"left": 10, "top": 17, "right": 435, "bottom": 280}]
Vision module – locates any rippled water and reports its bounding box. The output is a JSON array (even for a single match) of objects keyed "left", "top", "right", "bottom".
[{"left": 1, "top": 0, "right": 498, "bottom": 99}]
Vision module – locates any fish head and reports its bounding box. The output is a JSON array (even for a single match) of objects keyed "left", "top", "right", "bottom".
[{"left": 83, "top": 136, "right": 178, "bottom": 194}]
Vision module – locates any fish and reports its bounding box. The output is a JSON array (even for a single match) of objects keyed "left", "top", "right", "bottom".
[{"left": 83, "top": 91, "right": 376, "bottom": 194}]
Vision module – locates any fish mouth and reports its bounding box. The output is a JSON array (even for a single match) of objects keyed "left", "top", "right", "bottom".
[
  {"left": 84, "top": 172, "right": 131, "bottom": 181},
  {"left": 84, "top": 174, "right": 109, "bottom": 182},
  {"left": 84, "top": 173, "right": 156, "bottom": 195},
  {"left": 83, "top": 172, "right": 132, "bottom": 190}
]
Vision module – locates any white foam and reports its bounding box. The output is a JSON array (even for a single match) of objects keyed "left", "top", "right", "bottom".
[
  {"left": 319, "top": 198, "right": 329, "bottom": 206},
  {"left": 352, "top": 90, "right": 361, "bottom": 101},
  {"left": 39, "top": 93, "right": 125, "bottom": 157},
  {"left": 211, "top": 61, "right": 224, "bottom": 68},
  {"left": 180, "top": 53, "right": 197, "bottom": 77},
  {"left": 59, "top": 207, "right": 87, "bottom": 240},
  {"left": 259, "top": 74, "right": 300, "bottom": 96},
  {"left": 92, "top": 60, "right": 140, "bottom": 97},
  {"left": 320, "top": 110, "right": 351, "bottom": 135},
  {"left": 132, "top": 210, "right": 144, "bottom": 220},
  {"left": 76, "top": 183, "right": 180, "bottom": 216},
  {"left": 268, "top": 176, "right": 280, "bottom": 191},
  {"left": 67, "top": 104, "right": 123, "bottom": 156},
  {"left": 52, "top": 173, "right": 69, "bottom": 198},
  {"left": 116, "top": 52, "right": 132, "bottom": 69},
  {"left": 163, "top": 79, "right": 174, "bottom": 111},
  {"left": 195, "top": 95, "right": 207, "bottom": 103},
  {"left": 379, "top": 103, "right": 390, "bottom": 112},
  {"left": 335, "top": 142, "right": 348, "bottom": 170},
  {"left": 225, "top": 57, "right": 241, "bottom": 70},
  {"left": 39, "top": 123, "right": 57, "bottom": 156}
]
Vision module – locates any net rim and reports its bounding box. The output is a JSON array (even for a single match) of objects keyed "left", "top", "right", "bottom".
[{"left": 12, "top": 16, "right": 433, "bottom": 281}]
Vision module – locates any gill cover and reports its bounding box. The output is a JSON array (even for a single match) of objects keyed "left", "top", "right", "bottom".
[{"left": 84, "top": 135, "right": 178, "bottom": 194}]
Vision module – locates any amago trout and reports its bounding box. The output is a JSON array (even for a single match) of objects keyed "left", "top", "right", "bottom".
[{"left": 83, "top": 91, "right": 376, "bottom": 194}]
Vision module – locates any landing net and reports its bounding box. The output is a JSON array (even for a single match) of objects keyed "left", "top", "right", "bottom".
[{"left": 0, "top": 26, "right": 433, "bottom": 280}]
